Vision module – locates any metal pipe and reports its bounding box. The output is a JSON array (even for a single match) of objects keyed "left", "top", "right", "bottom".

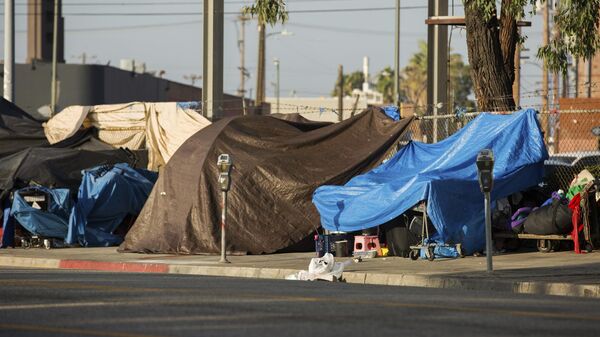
[
  {"left": 484, "top": 191, "right": 493, "bottom": 272},
  {"left": 3, "top": 0, "right": 14, "bottom": 102}
]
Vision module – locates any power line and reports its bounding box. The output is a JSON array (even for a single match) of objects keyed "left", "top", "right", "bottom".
[
  {"left": 1, "top": 0, "right": 424, "bottom": 5},
  {"left": 1, "top": 5, "right": 432, "bottom": 16}
]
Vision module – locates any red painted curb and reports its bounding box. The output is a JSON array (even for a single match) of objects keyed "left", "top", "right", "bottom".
[{"left": 58, "top": 260, "right": 169, "bottom": 273}]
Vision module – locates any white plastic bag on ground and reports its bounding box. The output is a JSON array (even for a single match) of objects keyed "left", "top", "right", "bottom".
[{"left": 286, "top": 253, "right": 352, "bottom": 282}]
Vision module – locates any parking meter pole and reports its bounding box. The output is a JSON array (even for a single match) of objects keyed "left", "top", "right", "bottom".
[
  {"left": 484, "top": 191, "right": 493, "bottom": 272},
  {"left": 219, "top": 190, "right": 230, "bottom": 263},
  {"left": 217, "top": 153, "right": 232, "bottom": 264},
  {"left": 477, "top": 149, "right": 494, "bottom": 273}
]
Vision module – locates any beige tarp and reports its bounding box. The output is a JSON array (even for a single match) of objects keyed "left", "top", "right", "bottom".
[{"left": 43, "top": 102, "right": 211, "bottom": 171}]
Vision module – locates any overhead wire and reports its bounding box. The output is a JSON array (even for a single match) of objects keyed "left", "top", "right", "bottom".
[{"left": 1, "top": 5, "right": 433, "bottom": 16}]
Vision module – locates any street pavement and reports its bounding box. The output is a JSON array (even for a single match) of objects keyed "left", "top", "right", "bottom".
[
  {"left": 1, "top": 247, "right": 600, "bottom": 298},
  {"left": 1, "top": 267, "right": 600, "bottom": 337}
]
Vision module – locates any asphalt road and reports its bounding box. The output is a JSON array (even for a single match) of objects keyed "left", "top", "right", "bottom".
[{"left": 1, "top": 267, "right": 600, "bottom": 337}]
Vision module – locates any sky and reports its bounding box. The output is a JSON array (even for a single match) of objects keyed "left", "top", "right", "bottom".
[{"left": 0, "top": 0, "right": 547, "bottom": 108}]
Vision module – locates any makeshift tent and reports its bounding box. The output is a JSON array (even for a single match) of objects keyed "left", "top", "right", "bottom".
[
  {"left": 43, "top": 102, "right": 211, "bottom": 170},
  {"left": 2, "top": 164, "right": 156, "bottom": 248},
  {"left": 10, "top": 186, "right": 72, "bottom": 239},
  {"left": 119, "top": 107, "right": 413, "bottom": 254},
  {"left": 0, "top": 97, "right": 48, "bottom": 157},
  {"left": 270, "top": 113, "right": 332, "bottom": 131},
  {"left": 313, "top": 109, "right": 548, "bottom": 254},
  {"left": 67, "top": 163, "right": 157, "bottom": 247},
  {"left": 0, "top": 147, "right": 146, "bottom": 201},
  {"left": 0, "top": 98, "right": 108, "bottom": 158}
]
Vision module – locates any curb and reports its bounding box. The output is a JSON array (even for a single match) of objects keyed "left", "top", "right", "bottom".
[{"left": 1, "top": 256, "right": 598, "bottom": 299}]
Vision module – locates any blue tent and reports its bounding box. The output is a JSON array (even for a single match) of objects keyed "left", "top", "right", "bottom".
[
  {"left": 313, "top": 109, "right": 548, "bottom": 254},
  {"left": 66, "top": 163, "right": 157, "bottom": 247},
  {"left": 10, "top": 186, "right": 71, "bottom": 238}
]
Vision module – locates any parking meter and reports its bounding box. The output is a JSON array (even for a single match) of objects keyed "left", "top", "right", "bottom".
[
  {"left": 476, "top": 149, "right": 494, "bottom": 273},
  {"left": 217, "top": 154, "right": 232, "bottom": 263},
  {"left": 476, "top": 149, "right": 494, "bottom": 193},
  {"left": 217, "top": 154, "right": 232, "bottom": 192}
]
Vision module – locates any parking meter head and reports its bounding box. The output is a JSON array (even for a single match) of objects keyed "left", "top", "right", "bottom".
[
  {"left": 476, "top": 149, "right": 494, "bottom": 193},
  {"left": 217, "top": 154, "right": 232, "bottom": 174},
  {"left": 217, "top": 154, "right": 232, "bottom": 191}
]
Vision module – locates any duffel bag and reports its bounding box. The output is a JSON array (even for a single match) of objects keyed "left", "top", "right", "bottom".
[{"left": 523, "top": 199, "right": 572, "bottom": 235}]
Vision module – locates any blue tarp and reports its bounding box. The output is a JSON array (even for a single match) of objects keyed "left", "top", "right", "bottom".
[
  {"left": 10, "top": 186, "right": 72, "bottom": 238},
  {"left": 66, "top": 163, "right": 157, "bottom": 247},
  {"left": 313, "top": 109, "right": 548, "bottom": 254},
  {"left": 383, "top": 106, "right": 400, "bottom": 121}
]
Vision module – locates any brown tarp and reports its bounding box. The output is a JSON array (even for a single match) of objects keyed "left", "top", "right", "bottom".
[{"left": 119, "top": 107, "right": 413, "bottom": 254}]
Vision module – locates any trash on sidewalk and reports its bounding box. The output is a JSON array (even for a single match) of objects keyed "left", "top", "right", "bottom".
[{"left": 285, "top": 253, "right": 353, "bottom": 282}]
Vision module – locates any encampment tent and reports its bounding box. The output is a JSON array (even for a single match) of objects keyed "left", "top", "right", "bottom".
[
  {"left": 43, "top": 102, "right": 211, "bottom": 170},
  {"left": 0, "top": 98, "right": 107, "bottom": 158},
  {"left": 67, "top": 163, "right": 157, "bottom": 247},
  {"left": 119, "top": 107, "right": 413, "bottom": 254},
  {"left": 313, "top": 109, "right": 548, "bottom": 254}
]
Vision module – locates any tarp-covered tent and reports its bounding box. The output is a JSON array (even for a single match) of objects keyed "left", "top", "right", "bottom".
[
  {"left": 10, "top": 186, "right": 72, "bottom": 239},
  {"left": 43, "top": 102, "right": 211, "bottom": 171},
  {"left": 2, "top": 164, "right": 156, "bottom": 248},
  {"left": 67, "top": 163, "right": 157, "bottom": 247},
  {"left": 0, "top": 97, "right": 48, "bottom": 157},
  {"left": 0, "top": 147, "right": 146, "bottom": 200},
  {"left": 0, "top": 98, "right": 107, "bottom": 158},
  {"left": 313, "top": 109, "right": 548, "bottom": 254},
  {"left": 119, "top": 107, "right": 413, "bottom": 254}
]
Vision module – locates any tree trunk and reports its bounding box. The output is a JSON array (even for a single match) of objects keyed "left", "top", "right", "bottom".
[
  {"left": 499, "top": 0, "right": 518, "bottom": 85},
  {"left": 464, "top": 1, "right": 516, "bottom": 111}
]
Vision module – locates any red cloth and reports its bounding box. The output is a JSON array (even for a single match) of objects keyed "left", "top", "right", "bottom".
[{"left": 569, "top": 194, "right": 583, "bottom": 254}]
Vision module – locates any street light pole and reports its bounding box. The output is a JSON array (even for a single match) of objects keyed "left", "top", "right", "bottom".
[
  {"left": 274, "top": 58, "right": 280, "bottom": 114},
  {"left": 3, "top": 0, "right": 14, "bottom": 102}
]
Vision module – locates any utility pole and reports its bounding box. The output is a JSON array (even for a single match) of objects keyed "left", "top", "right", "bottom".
[
  {"left": 202, "top": 0, "right": 224, "bottom": 120},
  {"left": 426, "top": 0, "right": 448, "bottom": 143},
  {"left": 393, "top": 0, "right": 400, "bottom": 107},
  {"left": 274, "top": 58, "right": 280, "bottom": 114},
  {"left": 3, "top": 0, "right": 14, "bottom": 102},
  {"left": 513, "top": 28, "right": 521, "bottom": 107},
  {"left": 256, "top": 24, "right": 266, "bottom": 114},
  {"left": 338, "top": 64, "right": 344, "bottom": 122},
  {"left": 542, "top": 2, "right": 549, "bottom": 110},
  {"left": 50, "top": 0, "right": 59, "bottom": 114}
]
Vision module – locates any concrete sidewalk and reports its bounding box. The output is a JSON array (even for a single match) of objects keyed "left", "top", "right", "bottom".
[{"left": 1, "top": 247, "right": 600, "bottom": 298}]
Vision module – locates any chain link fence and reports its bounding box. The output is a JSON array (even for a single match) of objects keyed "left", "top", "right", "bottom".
[{"left": 400, "top": 110, "right": 600, "bottom": 191}]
